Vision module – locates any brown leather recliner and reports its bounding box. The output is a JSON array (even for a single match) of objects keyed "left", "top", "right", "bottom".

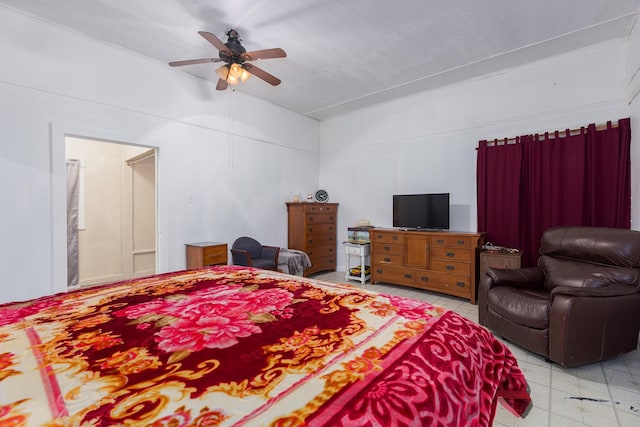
[{"left": 479, "top": 227, "right": 640, "bottom": 368}]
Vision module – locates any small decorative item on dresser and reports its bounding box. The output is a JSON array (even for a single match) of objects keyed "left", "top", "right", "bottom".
[{"left": 314, "top": 189, "right": 329, "bottom": 203}]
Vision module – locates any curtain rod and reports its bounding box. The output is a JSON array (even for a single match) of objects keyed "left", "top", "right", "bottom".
[{"left": 482, "top": 119, "right": 621, "bottom": 145}]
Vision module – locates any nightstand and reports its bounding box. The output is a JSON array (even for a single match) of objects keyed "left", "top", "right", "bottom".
[
  {"left": 186, "top": 241, "right": 228, "bottom": 269},
  {"left": 480, "top": 251, "right": 522, "bottom": 276},
  {"left": 344, "top": 242, "right": 370, "bottom": 284}
]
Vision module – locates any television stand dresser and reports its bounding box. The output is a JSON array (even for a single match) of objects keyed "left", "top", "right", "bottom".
[{"left": 369, "top": 228, "right": 485, "bottom": 304}]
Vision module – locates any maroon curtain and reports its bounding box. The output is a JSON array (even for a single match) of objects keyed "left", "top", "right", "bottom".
[{"left": 477, "top": 118, "right": 631, "bottom": 267}]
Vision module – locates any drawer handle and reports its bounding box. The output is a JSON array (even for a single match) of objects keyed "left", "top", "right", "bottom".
[
  {"left": 384, "top": 246, "right": 391, "bottom": 251},
  {"left": 308, "top": 227, "right": 313, "bottom": 232},
  {"left": 308, "top": 239, "right": 313, "bottom": 244},
  {"left": 329, "top": 237, "right": 334, "bottom": 241},
  {"left": 329, "top": 216, "right": 334, "bottom": 221},
  {"left": 446, "top": 252, "right": 454, "bottom": 257},
  {"left": 446, "top": 265, "right": 454, "bottom": 270},
  {"left": 309, "top": 216, "right": 314, "bottom": 221},
  {"left": 383, "top": 257, "right": 391, "bottom": 263},
  {"left": 329, "top": 248, "right": 333, "bottom": 253},
  {"left": 376, "top": 268, "right": 383, "bottom": 273},
  {"left": 329, "top": 226, "right": 334, "bottom": 231},
  {"left": 393, "top": 236, "right": 398, "bottom": 240},
  {"left": 420, "top": 276, "right": 429, "bottom": 282},
  {"left": 437, "top": 239, "right": 444, "bottom": 244},
  {"left": 457, "top": 240, "right": 465, "bottom": 245},
  {"left": 404, "top": 274, "right": 412, "bottom": 279},
  {"left": 456, "top": 282, "right": 465, "bottom": 287}
]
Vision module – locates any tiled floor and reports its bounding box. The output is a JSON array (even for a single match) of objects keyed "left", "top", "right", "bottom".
[{"left": 312, "top": 271, "right": 640, "bottom": 427}]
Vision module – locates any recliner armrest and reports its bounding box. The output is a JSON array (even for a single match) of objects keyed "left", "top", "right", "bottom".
[
  {"left": 486, "top": 267, "right": 545, "bottom": 289},
  {"left": 551, "top": 284, "right": 638, "bottom": 299}
]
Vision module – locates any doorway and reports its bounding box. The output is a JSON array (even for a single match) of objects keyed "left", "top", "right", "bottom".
[{"left": 66, "top": 137, "right": 157, "bottom": 288}]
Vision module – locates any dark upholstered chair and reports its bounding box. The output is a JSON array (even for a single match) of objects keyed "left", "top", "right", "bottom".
[
  {"left": 231, "top": 237, "right": 280, "bottom": 271},
  {"left": 479, "top": 227, "right": 640, "bottom": 368}
]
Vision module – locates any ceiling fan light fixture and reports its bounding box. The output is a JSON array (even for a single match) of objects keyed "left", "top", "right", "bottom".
[
  {"left": 240, "top": 67, "right": 251, "bottom": 82},
  {"left": 229, "top": 63, "right": 251, "bottom": 83},
  {"left": 229, "top": 63, "right": 243, "bottom": 78},
  {"left": 215, "top": 64, "right": 229, "bottom": 80}
]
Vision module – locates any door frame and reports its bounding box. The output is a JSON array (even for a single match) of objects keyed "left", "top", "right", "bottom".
[{"left": 50, "top": 122, "right": 159, "bottom": 293}]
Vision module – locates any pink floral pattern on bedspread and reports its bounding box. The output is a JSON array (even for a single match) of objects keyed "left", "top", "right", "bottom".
[{"left": 0, "top": 266, "right": 530, "bottom": 426}]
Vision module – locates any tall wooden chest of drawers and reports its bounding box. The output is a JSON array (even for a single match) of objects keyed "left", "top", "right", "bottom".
[
  {"left": 370, "top": 228, "right": 485, "bottom": 303},
  {"left": 286, "top": 202, "right": 338, "bottom": 276}
]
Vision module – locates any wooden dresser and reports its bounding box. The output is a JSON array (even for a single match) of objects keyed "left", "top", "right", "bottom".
[
  {"left": 286, "top": 202, "right": 338, "bottom": 276},
  {"left": 369, "top": 228, "right": 485, "bottom": 303}
]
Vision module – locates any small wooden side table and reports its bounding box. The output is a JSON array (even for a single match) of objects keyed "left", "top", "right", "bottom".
[
  {"left": 186, "top": 241, "right": 228, "bottom": 269},
  {"left": 480, "top": 251, "right": 522, "bottom": 276},
  {"left": 344, "top": 242, "right": 370, "bottom": 284}
]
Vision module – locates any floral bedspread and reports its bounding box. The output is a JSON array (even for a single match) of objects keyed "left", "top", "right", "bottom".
[{"left": 0, "top": 266, "right": 530, "bottom": 426}]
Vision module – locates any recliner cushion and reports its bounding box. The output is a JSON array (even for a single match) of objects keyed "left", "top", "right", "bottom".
[
  {"left": 488, "top": 287, "right": 550, "bottom": 329},
  {"left": 540, "top": 256, "right": 640, "bottom": 290},
  {"left": 250, "top": 258, "right": 277, "bottom": 270}
]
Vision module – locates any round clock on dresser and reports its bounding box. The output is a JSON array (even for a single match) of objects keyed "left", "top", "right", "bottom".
[{"left": 314, "top": 189, "right": 329, "bottom": 203}]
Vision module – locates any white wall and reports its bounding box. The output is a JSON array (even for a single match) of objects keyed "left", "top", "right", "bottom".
[
  {"left": 1, "top": 7, "right": 638, "bottom": 301},
  {"left": 320, "top": 41, "right": 632, "bottom": 271},
  {"left": 0, "top": 7, "right": 319, "bottom": 303}
]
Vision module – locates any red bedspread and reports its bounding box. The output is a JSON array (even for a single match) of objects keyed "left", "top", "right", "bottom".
[{"left": 0, "top": 266, "right": 530, "bottom": 426}]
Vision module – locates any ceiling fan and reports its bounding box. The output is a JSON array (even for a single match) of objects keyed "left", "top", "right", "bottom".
[{"left": 169, "top": 29, "right": 286, "bottom": 90}]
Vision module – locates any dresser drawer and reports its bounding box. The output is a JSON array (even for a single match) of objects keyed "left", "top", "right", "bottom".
[
  {"left": 415, "top": 269, "right": 470, "bottom": 297},
  {"left": 306, "top": 223, "right": 335, "bottom": 235},
  {"left": 372, "top": 253, "right": 403, "bottom": 265},
  {"left": 306, "top": 234, "right": 336, "bottom": 247},
  {"left": 430, "top": 259, "right": 471, "bottom": 276},
  {"left": 306, "top": 244, "right": 336, "bottom": 259},
  {"left": 345, "top": 244, "right": 370, "bottom": 256},
  {"left": 372, "top": 242, "right": 403, "bottom": 257},
  {"left": 203, "top": 246, "right": 227, "bottom": 266},
  {"left": 430, "top": 247, "right": 471, "bottom": 262},
  {"left": 372, "top": 264, "right": 415, "bottom": 286},
  {"left": 371, "top": 231, "right": 404, "bottom": 244},
  {"left": 313, "top": 256, "right": 336, "bottom": 270},
  {"left": 305, "top": 204, "right": 336, "bottom": 214},
  {"left": 431, "top": 236, "right": 471, "bottom": 249},
  {"left": 306, "top": 213, "right": 336, "bottom": 224}
]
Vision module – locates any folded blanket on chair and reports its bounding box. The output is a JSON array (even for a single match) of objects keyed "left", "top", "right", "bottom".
[{"left": 279, "top": 248, "right": 312, "bottom": 276}]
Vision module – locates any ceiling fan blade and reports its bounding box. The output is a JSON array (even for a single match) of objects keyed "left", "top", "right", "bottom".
[
  {"left": 198, "top": 31, "right": 232, "bottom": 55},
  {"left": 168, "top": 58, "right": 221, "bottom": 67},
  {"left": 241, "top": 48, "right": 287, "bottom": 61},
  {"left": 243, "top": 63, "right": 281, "bottom": 86},
  {"left": 216, "top": 78, "right": 229, "bottom": 91}
]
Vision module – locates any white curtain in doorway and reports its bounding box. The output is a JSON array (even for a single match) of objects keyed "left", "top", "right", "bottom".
[{"left": 66, "top": 159, "right": 80, "bottom": 288}]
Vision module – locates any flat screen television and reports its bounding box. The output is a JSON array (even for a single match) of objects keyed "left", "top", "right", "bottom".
[{"left": 393, "top": 193, "right": 450, "bottom": 230}]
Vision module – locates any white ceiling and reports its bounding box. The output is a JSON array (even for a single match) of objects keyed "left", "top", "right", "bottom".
[{"left": 2, "top": 0, "right": 639, "bottom": 120}]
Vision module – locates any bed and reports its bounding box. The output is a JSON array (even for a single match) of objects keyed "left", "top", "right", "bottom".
[{"left": 0, "top": 265, "right": 530, "bottom": 426}]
